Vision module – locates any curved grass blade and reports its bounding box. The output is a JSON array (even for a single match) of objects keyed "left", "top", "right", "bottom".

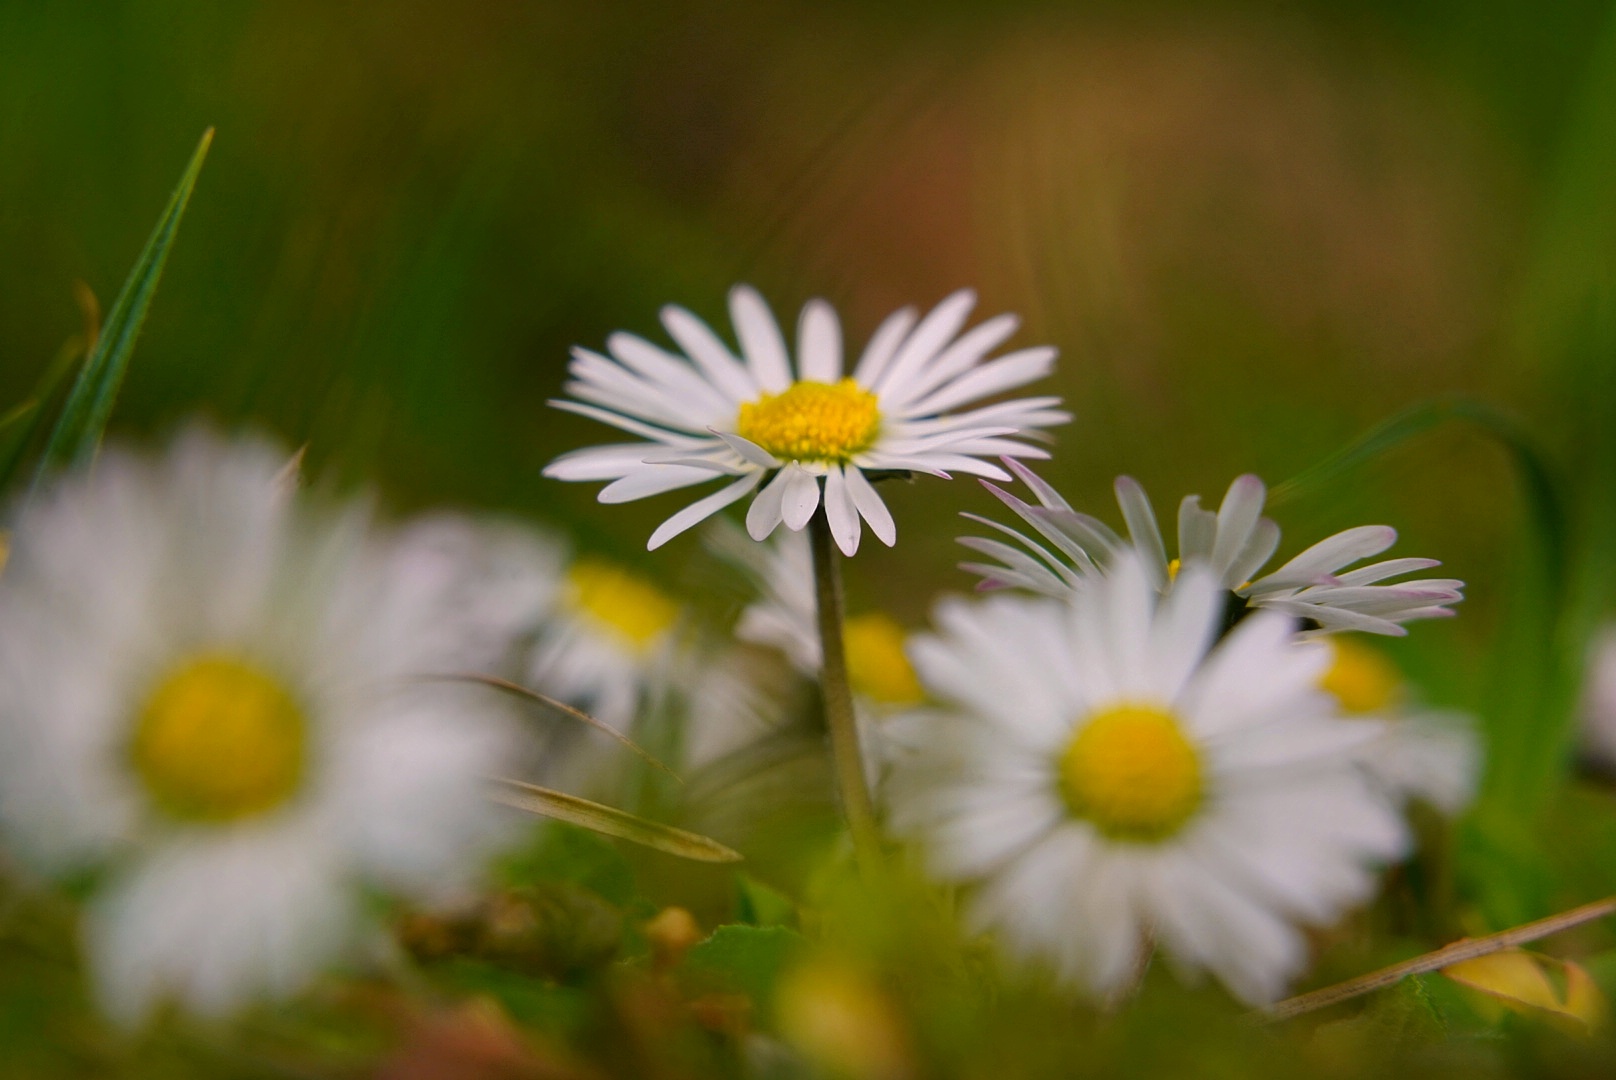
[
  {"left": 491, "top": 778, "right": 742, "bottom": 863},
  {"left": 1268, "top": 396, "right": 1567, "bottom": 595},
  {"left": 425, "top": 672, "right": 680, "bottom": 784},
  {"left": 34, "top": 128, "right": 213, "bottom": 482}
]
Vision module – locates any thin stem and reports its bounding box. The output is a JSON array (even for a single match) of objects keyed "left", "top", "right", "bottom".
[
  {"left": 808, "top": 510, "right": 882, "bottom": 871},
  {"left": 1253, "top": 894, "right": 1616, "bottom": 1023}
]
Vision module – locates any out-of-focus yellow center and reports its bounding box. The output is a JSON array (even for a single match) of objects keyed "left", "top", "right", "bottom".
[
  {"left": 1319, "top": 637, "right": 1402, "bottom": 715},
  {"left": 131, "top": 654, "right": 307, "bottom": 822},
  {"left": 1166, "top": 557, "right": 1181, "bottom": 581},
  {"left": 735, "top": 378, "right": 881, "bottom": 464},
  {"left": 1059, "top": 704, "right": 1203, "bottom": 841},
  {"left": 843, "top": 613, "right": 924, "bottom": 706},
  {"left": 564, "top": 559, "right": 679, "bottom": 652}
]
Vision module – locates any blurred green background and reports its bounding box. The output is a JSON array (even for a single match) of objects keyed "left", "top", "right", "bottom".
[{"left": 6, "top": 0, "right": 1616, "bottom": 880}]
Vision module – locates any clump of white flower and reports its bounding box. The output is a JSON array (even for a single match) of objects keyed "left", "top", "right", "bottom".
[
  {"left": 962, "top": 462, "right": 1463, "bottom": 636},
  {"left": 0, "top": 430, "right": 523, "bottom": 1022}
]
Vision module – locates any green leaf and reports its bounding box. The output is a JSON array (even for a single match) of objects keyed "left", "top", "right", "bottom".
[
  {"left": 680, "top": 924, "right": 806, "bottom": 1007},
  {"left": 0, "top": 330, "right": 90, "bottom": 493},
  {"left": 736, "top": 873, "right": 797, "bottom": 928},
  {"left": 490, "top": 778, "right": 742, "bottom": 864},
  {"left": 34, "top": 128, "right": 213, "bottom": 481}
]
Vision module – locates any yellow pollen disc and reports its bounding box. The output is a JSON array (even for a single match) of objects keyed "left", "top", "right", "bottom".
[
  {"left": 843, "top": 613, "right": 924, "bottom": 706},
  {"left": 1166, "top": 558, "right": 1181, "bottom": 582},
  {"left": 564, "top": 559, "right": 679, "bottom": 652},
  {"left": 1319, "top": 637, "right": 1402, "bottom": 715},
  {"left": 735, "top": 378, "right": 881, "bottom": 464},
  {"left": 131, "top": 654, "right": 307, "bottom": 822},
  {"left": 1059, "top": 704, "right": 1203, "bottom": 842}
]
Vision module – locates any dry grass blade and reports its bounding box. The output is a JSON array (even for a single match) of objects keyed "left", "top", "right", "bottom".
[
  {"left": 1254, "top": 894, "right": 1616, "bottom": 1023},
  {"left": 426, "top": 672, "right": 680, "bottom": 784},
  {"left": 490, "top": 778, "right": 742, "bottom": 863}
]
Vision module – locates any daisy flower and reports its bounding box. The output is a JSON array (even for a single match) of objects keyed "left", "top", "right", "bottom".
[
  {"left": 961, "top": 461, "right": 1463, "bottom": 636},
  {"left": 884, "top": 554, "right": 1407, "bottom": 1004},
  {"left": 389, "top": 515, "right": 688, "bottom": 795},
  {"left": 544, "top": 286, "right": 1068, "bottom": 555},
  {"left": 0, "top": 430, "right": 519, "bottom": 1022},
  {"left": 1318, "top": 637, "right": 1480, "bottom": 814},
  {"left": 706, "top": 524, "right": 925, "bottom": 785}
]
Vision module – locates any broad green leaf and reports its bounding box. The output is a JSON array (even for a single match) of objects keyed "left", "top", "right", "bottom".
[
  {"left": 491, "top": 778, "right": 741, "bottom": 863},
  {"left": 1443, "top": 948, "right": 1606, "bottom": 1035},
  {"left": 680, "top": 923, "right": 806, "bottom": 1006},
  {"left": 35, "top": 128, "right": 212, "bottom": 482}
]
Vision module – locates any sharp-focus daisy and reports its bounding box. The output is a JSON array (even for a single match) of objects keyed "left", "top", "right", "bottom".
[
  {"left": 1318, "top": 637, "right": 1480, "bottom": 814},
  {"left": 884, "top": 554, "right": 1407, "bottom": 1004},
  {"left": 0, "top": 430, "right": 519, "bottom": 1022},
  {"left": 961, "top": 461, "right": 1463, "bottom": 636},
  {"left": 544, "top": 286, "right": 1068, "bottom": 555}
]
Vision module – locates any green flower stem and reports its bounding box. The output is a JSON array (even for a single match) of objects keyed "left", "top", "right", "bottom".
[{"left": 808, "top": 510, "right": 881, "bottom": 871}]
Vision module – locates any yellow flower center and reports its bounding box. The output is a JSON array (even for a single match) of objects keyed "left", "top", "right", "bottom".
[
  {"left": 1166, "top": 557, "right": 1181, "bottom": 581},
  {"left": 735, "top": 378, "right": 881, "bottom": 464},
  {"left": 1319, "top": 637, "right": 1402, "bottom": 715},
  {"left": 564, "top": 559, "right": 679, "bottom": 653},
  {"left": 1058, "top": 704, "right": 1203, "bottom": 842},
  {"left": 843, "top": 613, "right": 924, "bottom": 706},
  {"left": 131, "top": 654, "right": 307, "bottom": 822}
]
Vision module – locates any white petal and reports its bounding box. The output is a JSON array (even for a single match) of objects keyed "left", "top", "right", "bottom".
[
  {"left": 648, "top": 473, "right": 763, "bottom": 549},
  {"left": 824, "top": 466, "right": 861, "bottom": 556},
  {"left": 747, "top": 468, "right": 793, "bottom": 541},
  {"left": 871, "top": 289, "right": 977, "bottom": 397},
  {"left": 844, "top": 467, "right": 896, "bottom": 546},
  {"left": 780, "top": 465, "right": 822, "bottom": 532},
  {"left": 797, "top": 299, "right": 842, "bottom": 383},
  {"left": 851, "top": 306, "right": 918, "bottom": 386},
  {"left": 1210, "top": 475, "right": 1267, "bottom": 583},
  {"left": 660, "top": 303, "right": 758, "bottom": 402},
  {"left": 730, "top": 285, "right": 792, "bottom": 392},
  {"left": 598, "top": 465, "right": 720, "bottom": 503}
]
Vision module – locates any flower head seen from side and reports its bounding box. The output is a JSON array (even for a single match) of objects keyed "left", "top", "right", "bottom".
[
  {"left": 545, "top": 286, "right": 1068, "bottom": 556},
  {"left": 1318, "top": 637, "right": 1481, "bottom": 814},
  {"left": 0, "top": 430, "right": 522, "bottom": 1023},
  {"left": 960, "top": 460, "right": 1464, "bottom": 636},
  {"left": 884, "top": 554, "right": 1408, "bottom": 1005}
]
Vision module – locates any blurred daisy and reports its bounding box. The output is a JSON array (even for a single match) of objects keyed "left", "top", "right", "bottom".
[
  {"left": 884, "top": 554, "right": 1407, "bottom": 1004},
  {"left": 0, "top": 430, "right": 519, "bottom": 1022},
  {"left": 961, "top": 461, "right": 1463, "bottom": 636},
  {"left": 528, "top": 556, "right": 683, "bottom": 733},
  {"left": 1582, "top": 626, "right": 1616, "bottom": 771},
  {"left": 1318, "top": 637, "right": 1479, "bottom": 814},
  {"left": 707, "top": 525, "right": 924, "bottom": 784},
  {"left": 545, "top": 286, "right": 1067, "bottom": 555}
]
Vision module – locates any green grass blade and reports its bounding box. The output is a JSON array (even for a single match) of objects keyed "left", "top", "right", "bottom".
[
  {"left": 34, "top": 128, "right": 213, "bottom": 482},
  {"left": 1269, "top": 396, "right": 1567, "bottom": 596},
  {"left": 0, "top": 331, "right": 92, "bottom": 492},
  {"left": 491, "top": 778, "right": 742, "bottom": 864}
]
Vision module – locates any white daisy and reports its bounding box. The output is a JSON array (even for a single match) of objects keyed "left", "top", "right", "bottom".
[
  {"left": 527, "top": 556, "right": 684, "bottom": 735},
  {"left": 961, "top": 460, "right": 1464, "bottom": 636},
  {"left": 386, "top": 514, "right": 688, "bottom": 799},
  {"left": 544, "top": 286, "right": 1068, "bottom": 555},
  {"left": 884, "top": 554, "right": 1408, "bottom": 1005},
  {"left": 706, "top": 524, "right": 925, "bottom": 785},
  {"left": 1317, "top": 637, "right": 1480, "bottom": 815},
  {"left": 1581, "top": 626, "right": 1616, "bottom": 772},
  {"left": 0, "top": 430, "right": 519, "bottom": 1022}
]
